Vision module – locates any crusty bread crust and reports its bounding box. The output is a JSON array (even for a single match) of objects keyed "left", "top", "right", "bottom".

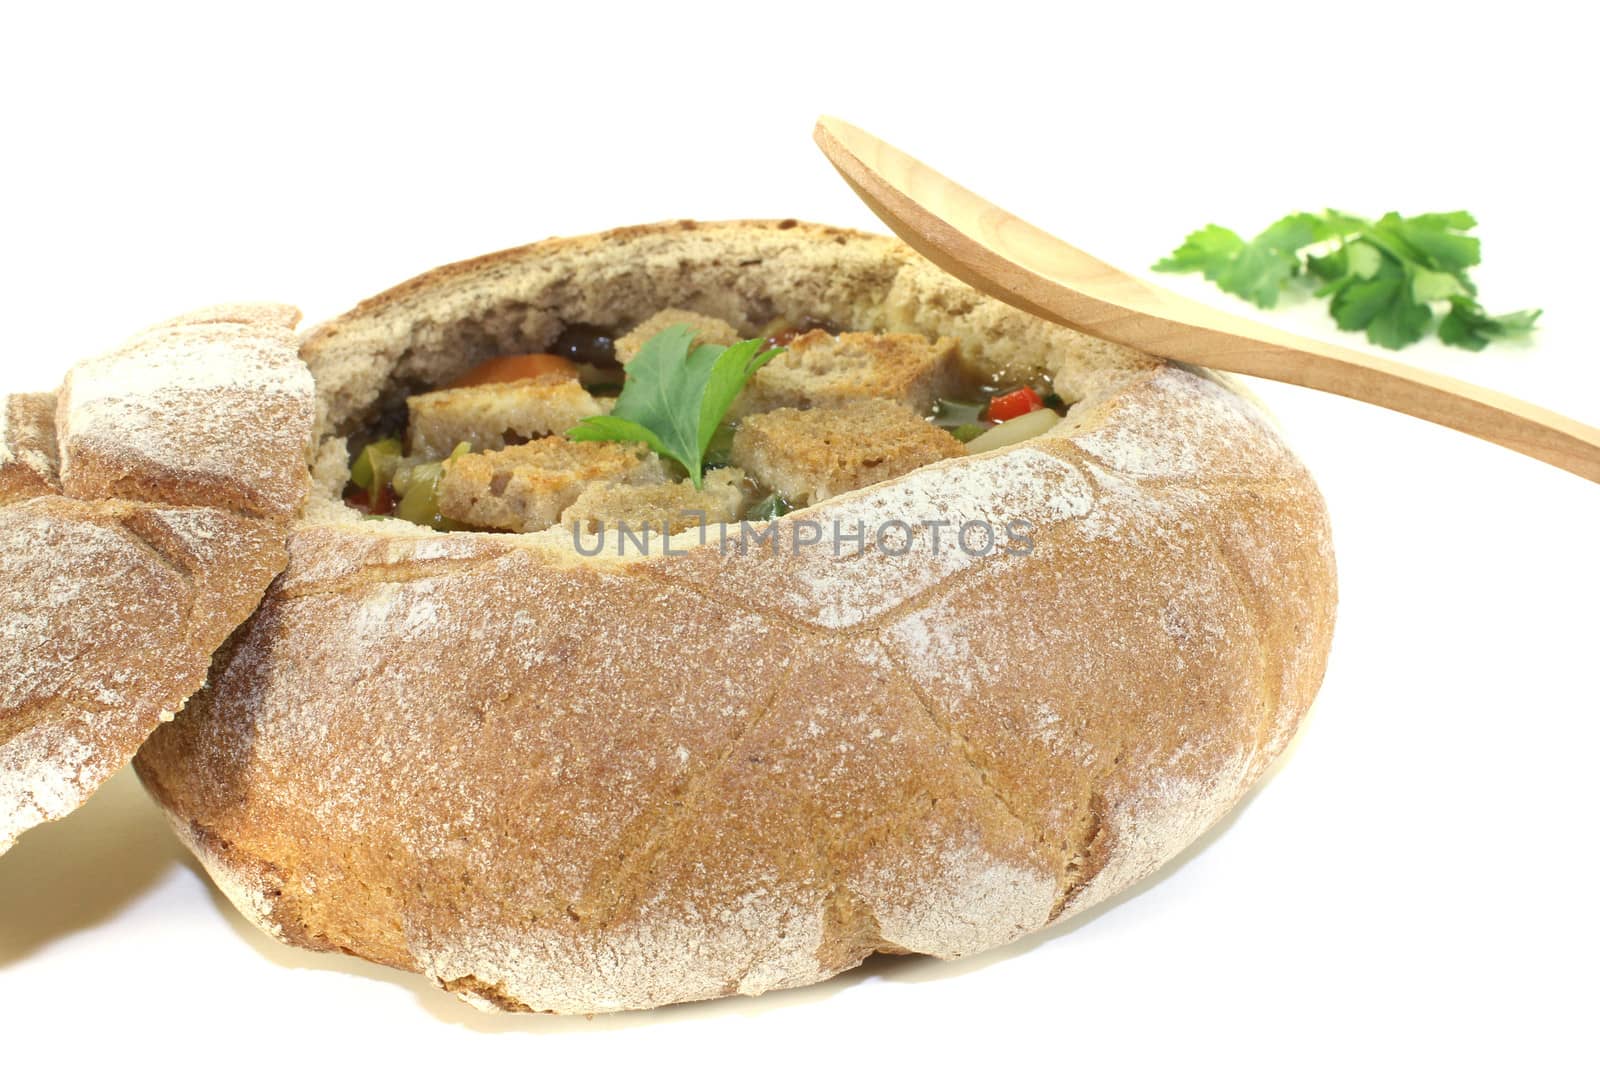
[
  {"left": 0, "top": 305, "right": 314, "bottom": 854},
  {"left": 58, "top": 315, "right": 313, "bottom": 518},
  {"left": 134, "top": 221, "right": 1337, "bottom": 1013},
  {"left": 0, "top": 392, "right": 61, "bottom": 505}
]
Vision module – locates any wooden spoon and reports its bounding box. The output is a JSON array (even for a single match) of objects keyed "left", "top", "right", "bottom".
[{"left": 814, "top": 116, "right": 1600, "bottom": 483}]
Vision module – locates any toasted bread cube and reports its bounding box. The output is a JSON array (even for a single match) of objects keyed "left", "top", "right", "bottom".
[
  {"left": 561, "top": 467, "right": 749, "bottom": 534},
  {"left": 730, "top": 399, "right": 965, "bottom": 506},
  {"left": 438, "top": 438, "right": 666, "bottom": 532},
  {"left": 737, "top": 330, "right": 962, "bottom": 415},
  {"left": 406, "top": 376, "right": 609, "bottom": 459},
  {"left": 615, "top": 309, "right": 741, "bottom": 364}
]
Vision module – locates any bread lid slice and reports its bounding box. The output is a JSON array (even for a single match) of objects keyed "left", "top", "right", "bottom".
[{"left": 0, "top": 303, "right": 314, "bottom": 854}]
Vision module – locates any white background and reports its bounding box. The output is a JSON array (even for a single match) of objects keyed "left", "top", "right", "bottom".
[{"left": 2, "top": 2, "right": 1595, "bottom": 1063}]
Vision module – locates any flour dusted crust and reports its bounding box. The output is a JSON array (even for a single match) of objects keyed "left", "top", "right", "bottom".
[
  {"left": 58, "top": 309, "right": 313, "bottom": 517},
  {"left": 133, "top": 222, "right": 1337, "bottom": 1013},
  {"left": 0, "top": 305, "right": 314, "bottom": 854},
  {"left": 0, "top": 392, "right": 60, "bottom": 505}
]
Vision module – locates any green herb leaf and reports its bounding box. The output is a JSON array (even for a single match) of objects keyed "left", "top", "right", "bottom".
[
  {"left": 1436, "top": 298, "right": 1542, "bottom": 352},
  {"left": 1155, "top": 208, "right": 1539, "bottom": 350},
  {"left": 1154, "top": 213, "right": 1328, "bottom": 308},
  {"left": 1373, "top": 211, "right": 1481, "bottom": 274},
  {"left": 1153, "top": 224, "right": 1245, "bottom": 282},
  {"left": 1410, "top": 267, "right": 1470, "bottom": 303},
  {"left": 566, "top": 324, "right": 782, "bottom": 487},
  {"left": 565, "top": 414, "right": 671, "bottom": 458}
]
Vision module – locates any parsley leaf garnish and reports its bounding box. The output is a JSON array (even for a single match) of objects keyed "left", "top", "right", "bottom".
[
  {"left": 1154, "top": 213, "right": 1328, "bottom": 308},
  {"left": 1154, "top": 209, "right": 1540, "bottom": 350},
  {"left": 1437, "top": 300, "right": 1543, "bottom": 352},
  {"left": 566, "top": 324, "right": 782, "bottom": 487}
]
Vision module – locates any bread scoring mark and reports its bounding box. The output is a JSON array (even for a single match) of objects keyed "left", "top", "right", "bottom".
[
  {"left": 675, "top": 445, "right": 1097, "bottom": 633},
  {"left": 1153, "top": 477, "right": 1337, "bottom": 768},
  {"left": 268, "top": 527, "right": 516, "bottom": 601},
  {"left": 399, "top": 662, "right": 1062, "bottom": 1013},
  {"left": 111, "top": 511, "right": 200, "bottom": 583},
  {"left": 1201, "top": 524, "right": 1278, "bottom": 775},
  {"left": 1053, "top": 744, "right": 1254, "bottom": 923},
  {"left": 878, "top": 453, "right": 1277, "bottom": 909},
  {"left": 853, "top": 642, "right": 1063, "bottom": 957},
  {"left": 575, "top": 649, "right": 811, "bottom": 929},
  {"left": 872, "top": 638, "right": 1038, "bottom": 839},
  {"left": 854, "top": 839, "right": 1057, "bottom": 959}
]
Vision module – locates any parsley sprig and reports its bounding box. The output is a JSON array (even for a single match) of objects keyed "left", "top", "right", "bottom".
[
  {"left": 566, "top": 324, "right": 781, "bottom": 486},
  {"left": 1154, "top": 210, "right": 1540, "bottom": 351}
]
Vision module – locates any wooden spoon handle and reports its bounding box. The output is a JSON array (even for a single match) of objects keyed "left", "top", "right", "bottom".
[{"left": 815, "top": 116, "right": 1600, "bottom": 484}]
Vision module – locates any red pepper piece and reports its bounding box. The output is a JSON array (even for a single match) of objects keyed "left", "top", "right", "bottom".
[{"left": 986, "top": 386, "right": 1044, "bottom": 422}]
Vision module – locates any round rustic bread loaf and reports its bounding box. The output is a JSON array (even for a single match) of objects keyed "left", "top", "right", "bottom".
[
  {"left": 0, "top": 304, "right": 314, "bottom": 854},
  {"left": 134, "top": 221, "right": 1337, "bottom": 1013}
]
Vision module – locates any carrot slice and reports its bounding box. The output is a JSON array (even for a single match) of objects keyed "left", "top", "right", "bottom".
[{"left": 451, "top": 353, "right": 581, "bottom": 388}]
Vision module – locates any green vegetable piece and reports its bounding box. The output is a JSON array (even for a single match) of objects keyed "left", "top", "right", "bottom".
[
  {"left": 395, "top": 442, "right": 469, "bottom": 530},
  {"left": 930, "top": 397, "right": 987, "bottom": 427},
  {"left": 747, "top": 492, "right": 791, "bottom": 521},
  {"left": 1155, "top": 208, "right": 1540, "bottom": 351},
  {"left": 704, "top": 421, "right": 737, "bottom": 469},
  {"left": 947, "top": 423, "right": 987, "bottom": 443},
  {"left": 350, "top": 438, "right": 402, "bottom": 492},
  {"left": 567, "top": 324, "right": 782, "bottom": 488}
]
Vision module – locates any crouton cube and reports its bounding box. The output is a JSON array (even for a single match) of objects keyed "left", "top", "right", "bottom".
[
  {"left": 615, "top": 309, "right": 742, "bottom": 364},
  {"left": 737, "top": 330, "right": 963, "bottom": 415},
  {"left": 406, "top": 376, "right": 609, "bottom": 459},
  {"left": 438, "top": 438, "right": 666, "bottom": 532},
  {"left": 730, "top": 399, "right": 965, "bottom": 506},
  {"left": 561, "top": 467, "right": 749, "bottom": 535}
]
